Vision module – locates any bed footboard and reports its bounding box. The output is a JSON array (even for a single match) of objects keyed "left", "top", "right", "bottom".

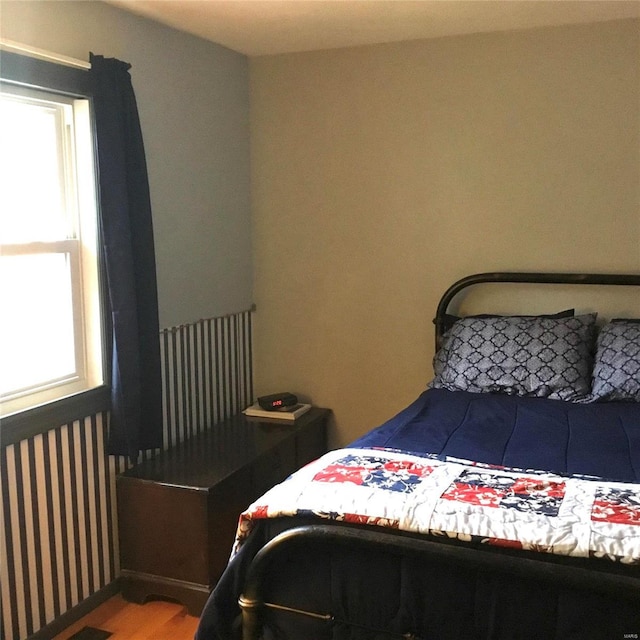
[{"left": 238, "top": 524, "right": 640, "bottom": 640}]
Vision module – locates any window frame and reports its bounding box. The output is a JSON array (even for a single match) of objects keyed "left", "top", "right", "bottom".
[{"left": 0, "top": 50, "right": 110, "bottom": 448}]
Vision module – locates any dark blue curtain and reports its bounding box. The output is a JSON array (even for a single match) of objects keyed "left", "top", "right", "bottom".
[{"left": 90, "top": 54, "right": 162, "bottom": 461}]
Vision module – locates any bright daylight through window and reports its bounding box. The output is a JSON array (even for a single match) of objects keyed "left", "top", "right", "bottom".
[{"left": 0, "top": 83, "right": 103, "bottom": 417}]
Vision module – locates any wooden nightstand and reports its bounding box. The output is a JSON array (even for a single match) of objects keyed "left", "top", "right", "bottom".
[{"left": 117, "top": 407, "right": 330, "bottom": 615}]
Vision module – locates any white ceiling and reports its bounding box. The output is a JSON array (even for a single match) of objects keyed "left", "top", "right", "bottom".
[{"left": 105, "top": 0, "right": 640, "bottom": 57}]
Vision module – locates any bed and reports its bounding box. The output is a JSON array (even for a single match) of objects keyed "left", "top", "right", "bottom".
[{"left": 196, "top": 272, "right": 640, "bottom": 640}]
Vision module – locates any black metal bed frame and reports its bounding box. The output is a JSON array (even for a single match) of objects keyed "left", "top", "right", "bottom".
[
  {"left": 239, "top": 525, "right": 640, "bottom": 639},
  {"left": 434, "top": 271, "right": 640, "bottom": 349},
  {"left": 238, "top": 271, "right": 640, "bottom": 640}
]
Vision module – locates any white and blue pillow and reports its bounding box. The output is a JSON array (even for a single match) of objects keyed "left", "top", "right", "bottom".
[
  {"left": 433, "top": 310, "right": 574, "bottom": 381},
  {"left": 431, "top": 314, "right": 597, "bottom": 401},
  {"left": 590, "top": 320, "right": 640, "bottom": 402}
]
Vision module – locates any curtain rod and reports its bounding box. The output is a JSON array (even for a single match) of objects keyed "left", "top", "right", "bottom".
[{"left": 0, "top": 38, "right": 90, "bottom": 70}]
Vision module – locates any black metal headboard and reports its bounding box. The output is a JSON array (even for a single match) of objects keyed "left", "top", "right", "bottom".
[{"left": 434, "top": 272, "right": 640, "bottom": 350}]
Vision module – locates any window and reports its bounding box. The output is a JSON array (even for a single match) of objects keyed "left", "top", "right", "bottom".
[{"left": 0, "top": 83, "right": 104, "bottom": 419}]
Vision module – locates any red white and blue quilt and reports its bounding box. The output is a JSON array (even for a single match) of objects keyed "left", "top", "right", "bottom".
[{"left": 234, "top": 448, "right": 640, "bottom": 564}]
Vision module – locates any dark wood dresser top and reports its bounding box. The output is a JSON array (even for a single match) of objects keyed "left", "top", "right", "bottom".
[{"left": 120, "top": 407, "right": 331, "bottom": 490}]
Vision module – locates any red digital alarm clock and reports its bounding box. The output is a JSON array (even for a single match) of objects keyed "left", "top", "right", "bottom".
[{"left": 257, "top": 392, "right": 298, "bottom": 411}]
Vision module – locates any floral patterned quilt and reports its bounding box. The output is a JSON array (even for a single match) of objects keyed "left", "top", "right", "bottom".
[{"left": 235, "top": 447, "right": 640, "bottom": 564}]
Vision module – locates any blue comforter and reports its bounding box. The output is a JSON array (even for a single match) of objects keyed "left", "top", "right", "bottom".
[{"left": 352, "top": 389, "right": 640, "bottom": 483}]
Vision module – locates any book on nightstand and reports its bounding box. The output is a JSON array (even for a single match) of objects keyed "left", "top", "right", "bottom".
[{"left": 243, "top": 402, "right": 312, "bottom": 421}]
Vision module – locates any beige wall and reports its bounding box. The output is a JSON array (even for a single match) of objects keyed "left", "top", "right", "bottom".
[{"left": 250, "top": 19, "right": 640, "bottom": 447}]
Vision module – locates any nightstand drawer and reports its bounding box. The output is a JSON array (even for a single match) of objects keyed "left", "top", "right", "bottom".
[
  {"left": 251, "top": 438, "right": 296, "bottom": 495},
  {"left": 296, "top": 416, "right": 327, "bottom": 466}
]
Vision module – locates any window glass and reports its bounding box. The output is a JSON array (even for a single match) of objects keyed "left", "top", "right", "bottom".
[
  {"left": 0, "top": 253, "right": 76, "bottom": 393},
  {"left": 0, "top": 95, "right": 70, "bottom": 242},
  {"left": 0, "top": 83, "right": 103, "bottom": 417}
]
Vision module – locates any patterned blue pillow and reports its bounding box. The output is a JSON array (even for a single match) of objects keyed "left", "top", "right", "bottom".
[
  {"left": 432, "top": 314, "right": 597, "bottom": 401},
  {"left": 590, "top": 321, "right": 640, "bottom": 402},
  {"left": 432, "top": 310, "right": 575, "bottom": 381}
]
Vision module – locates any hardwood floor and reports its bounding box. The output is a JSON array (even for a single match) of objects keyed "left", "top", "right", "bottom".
[{"left": 52, "top": 595, "right": 200, "bottom": 640}]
